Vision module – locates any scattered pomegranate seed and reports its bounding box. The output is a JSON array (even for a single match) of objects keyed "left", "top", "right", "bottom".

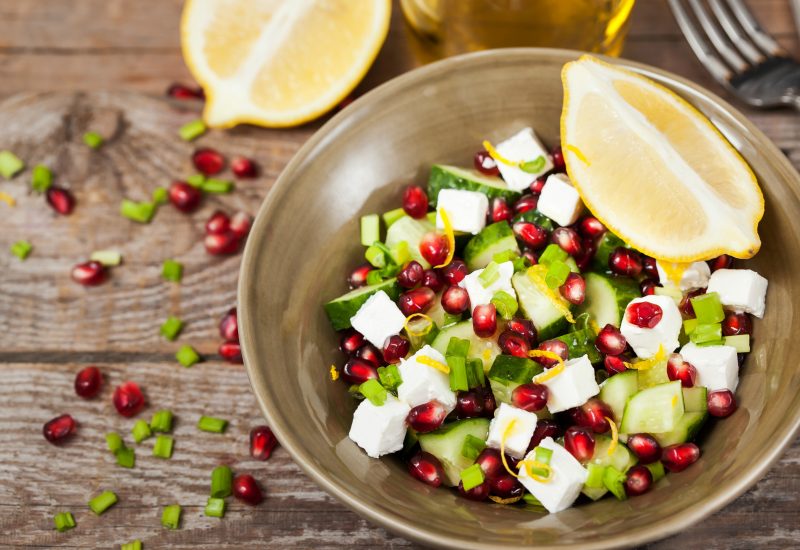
[
  {"left": 205, "top": 210, "right": 231, "bottom": 235},
  {"left": 679, "top": 288, "right": 706, "bottom": 318},
  {"left": 112, "top": 381, "right": 145, "bottom": 417},
  {"left": 382, "top": 335, "right": 410, "bottom": 364},
  {"left": 421, "top": 269, "right": 444, "bottom": 292},
  {"left": 74, "top": 366, "right": 103, "bottom": 399},
  {"left": 219, "top": 341, "right": 242, "bottom": 363},
  {"left": 231, "top": 156, "right": 258, "bottom": 178},
  {"left": 233, "top": 474, "right": 263, "bottom": 505},
  {"left": 707, "top": 389, "right": 737, "bottom": 418},
  {"left": 604, "top": 354, "right": 628, "bottom": 375},
  {"left": 455, "top": 391, "right": 484, "bottom": 418},
  {"left": 441, "top": 259, "right": 468, "bottom": 286},
  {"left": 338, "top": 329, "right": 364, "bottom": 355},
  {"left": 667, "top": 354, "right": 697, "bottom": 387},
  {"left": 397, "top": 260, "right": 424, "bottom": 288},
  {"left": 626, "top": 433, "right": 662, "bottom": 464},
  {"left": 402, "top": 185, "right": 428, "bottom": 219},
  {"left": 625, "top": 465, "right": 654, "bottom": 496},
  {"left": 355, "top": 343, "right": 383, "bottom": 367},
  {"left": 511, "top": 383, "right": 548, "bottom": 412},
  {"left": 609, "top": 247, "right": 643, "bottom": 277},
  {"left": 71, "top": 261, "right": 108, "bottom": 286},
  {"left": 490, "top": 473, "right": 525, "bottom": 499},
  {"left": 626, "top": 301, "right": 663, "bottom": 328},
  {"left": 192, "top": 148, "right": 225, "bottom": 176},
  {"left": 513, "top": 194, "right": 538, "bottom": 215},
  {"left": 168, "top": 181, "right": 202, "bottom": 213},
  {"left": 551, "top": 145, "right": 565, "bottom": 171},
  {"left": 640, "top": 279, "right": 658, "bottom": 296},
  {"left": 46, "top": 186, "right": 75, "bottom": 215},
  {"left": 341, "top": 358, "right": 378, "bottom": 385},
  {"left": 229, "top": 212, "right": 252, "bottom": 239},
  {"left": 661, "top": 443, "right": 700, "bottom": 473},
  {"left": 551, "top": 227, "right": 582, "bottom": 256},
  {"left": 530, "top": 177, "right": 547, "bottom": 195},
  {"left": 709, "top": 254, "right": 733, "bottom": 272},
  {"left": 407, "top": 400, "right": 447, "bottom": 433},
  {"left": 490, "top": 197, "right": 513, "bottom": 223},
  {"left": 642, "top": 257, "right": 659, "bottom": 281},
  {"left": 458, "top": 479, "right": 490, "bottom": 501},
  {"left": 577, "top": 216, "right": 606, "bottom": 239},
  {"left": 481, "top": 388, "right": 496, "bottom": 417},
  {"left": 722, "top": 311, "right": 752, "bottom": 336},
  {"left": 398, "top": 287, "right": 436, "bottom": 316},
  {"left": 527, "top": 419, "right": 561, "bottom": 452},
  {"left": 419, "top": 232, "right": 449, "bottom": 266},
  {"left": 574, "top": 239, "right": 597, "bottom": 271},
  {"left": 475, "top": 448, "right": 504, "bottom": 479},
  {"left": 573, "top": 398, "right": 613, "bottom": 433},
  {"left": 219, "top": 308, "right": 239, "bottom": 341},
  {"left": 442, "top": 285, "right": 470, "bottom": 314},
  {"left": 498, "top": 330, "right": 530, "bottom": 358},
  {"left": 559, "top": 272, "right": 586, "bottom": 305},
  {"left": 564, "top": 426, "right": 595, "bottom": 462},
  {"left": 166, "top": 83, "right": 204, "bottom": 100},
  {"left": 250, "top": 425, "right": 278, "bottom": 460},
  {"left": 595, "top": 324, "right": 627, "bottom": 356},
  {"left": 43, "top": 414, "right": 77, "bottom": 445},
  {"left": 204, "top": 232, "right": 240, "bottom": 255},
  {"left": 513, "top": 221, "right": 549, "bottom": 249},
  {"left": 507, "top": 318, "right": 537, "bottom": 345},
  {"left": 472, "top": 304, "right": 497, "bottom": 338},
  {"left": 408, "top": 451, "right": 445, "bottom": 487},
  {"left": 347, "top": 264, "right": 372, "bottom": 289},
  {"left": 533, "top": 339, "right": 568, "bottom": 367},
  {"left": 473, "top": 150, "right": 499, "bottom": 176}
]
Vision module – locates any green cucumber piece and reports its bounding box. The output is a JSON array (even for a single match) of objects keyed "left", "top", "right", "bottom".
[
  {"left": 576, "top": 272, "right": 641, "bottom": 328},
  {"left": 427, "top": 165, "right": 520, "bottom": 207},
  {"left": 360, "top": 214, "right": 380, "bottom": 247},
  {"left": 418, "top": 418, "right": 491, "bottom": 486},
  {"left": 724, "top": 334, "right": 750, "bottom": 353},
  {"left": 636, "top": 360, "right": 670, "bottom": 390},
  {"left": 382, "top": 208, "right": 405, "bottom": 229},
  {"left": 512, "top": 209, "right": 555, "bottom": 231},
  {"left": 511, "top": 271, "right": 569, "bottom": 340},
  {"left": 682, "top": 386, "right": 708, "bottom": 413},
  {"left": 652, "top": 411, "right": 707, "bottom": 447},
  {"left": 592, "top": 232, "right": 628, "bottom": 272},
  {"left": 463, "top": 222, "right": 520, "bottom": 271},
  {"left": 431, "top": 321, "right": 501, "bottom": 372},
  {"left": 385, "top": 215, "right": 435, "bottom": 268},
  {"left": 323, "top": 278, "right": 400, "bottom": 330},
  {"left": 598, "top": 370, "right": 639, "bottom": 422},
  {"left": 646, "top": 460, "right": 666, "bottom": 483},
  {"left": 487, "top": 355, "right": 543, "bottom": 405},
  {"left": 582, "top": 434, "right": 636, "bottom": 500},
  {"left": 619, "top": 381, "right": 684, "bottom": 434},
  {"left": 555, "top": 328, "right": 602, "bottom": 364}
]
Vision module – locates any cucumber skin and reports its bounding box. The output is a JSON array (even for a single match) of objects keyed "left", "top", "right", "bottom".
[
  {"left": 619, "top": 381, "right": 685, "bottom": 434},
  {"left": 488, "top": 355, "right": 542, "bottom": 384},
  {"left": 577, "top": 272, "right": 641, "bottom": 329},
  {"left": 323, "top": 279, "right": 400, "bottom": 331},
  {"left": 463, "top": 222, "right": 520, "bottom": 271},
  {"left": 555, "top": 328, "right": 602, "bottom": 364},
  {"left": 512, "top": 209, "right": 555, "bottom": 231},
  {"left": 653, "top": 411, "right": 707, "bottom": 447},
  {"left": 598, "top": 370, "right": 639, "bottom": 422},
  {"left": 418, "top": 418, "right": 491, "bottom": 486},
  {"left": 511, "top": 272, "right": 570, "bottom": 341},
  {"left": 427, "top": 165, "right": 520, "bottom": 207}
]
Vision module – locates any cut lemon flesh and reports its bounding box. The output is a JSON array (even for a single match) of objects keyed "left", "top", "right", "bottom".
[
  {"left": 181, "top": 0, "right": 391, "bottom": 128},
  {"left": 561, "top": 55, "right": 764, "bottom": 262}
]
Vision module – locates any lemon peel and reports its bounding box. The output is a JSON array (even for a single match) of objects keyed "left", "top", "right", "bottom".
[
  {"left": 624, "top": 345, "right": 666, "bottom": 371},
  {"left": 416, "top": 355, "right": 450, "bottom": 374},
  {"left": 404, "top": 313, "right": 434, "bottom": 337},
  {"left": 527, "top": 265, "right": 575, "bottom": 323},
  {"left": 606, "top": 417, "right": 619, "bottom": 456},
  {"left": 329, "top": 365, "right": 339, "bottom": 381},
  {"left": 434, "top": 208, "right": 455, "bottom": 268}
]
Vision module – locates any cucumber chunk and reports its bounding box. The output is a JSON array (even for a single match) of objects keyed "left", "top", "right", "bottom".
[
  {"left": 427, "top": 165, "right": 520, "bottom": 207},
  {"left": 620, "top": 381, "right": 684, "bottom": 434},
  {"left": 682, "top": 386, "right": 708, "bottom": 413},
  {"left": 652, "top": 411, "right": 707, "bottom": 447},
  {"left": 323, "top": 278, "right": 400, "bottom": 330},
  {"left": 418, "top": 418, "right": 491, "bottom": 486},
  {"left": 577, "top": 272, "right": 640, "bottom": 328},
  {"left": 512, "top": 209, "right": 555, "bottom": 231},
  {"left": 637, "top": 360, "right": 670, "bottom": 390},
  {"left": 385, "top": 215, "right": 435, "bottom": 268},
  {"left": 511, "top": 271, "right": 569, "bottom": 340},
  {"left": 555, "top": 328, "right": 602, "bottom": 364},
  {"left": 487, "top": 355, "right": 543, "bottom": 405},
  {"left": 582, "top": 434, "right": 636, "bottom": 500},
  {"left": 598, "top": 370, "right": 639, "bottom": 422},
  {"left": 430, "top": 321, "right": 501, "bottom": 371},
  {"left": 464, "top": 222, "right": 520, "bottom": 271}
]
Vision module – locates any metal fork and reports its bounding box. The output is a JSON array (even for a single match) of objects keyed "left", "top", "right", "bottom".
[{"left": 669, "top": 0, "right": 800, "bottom": 110}]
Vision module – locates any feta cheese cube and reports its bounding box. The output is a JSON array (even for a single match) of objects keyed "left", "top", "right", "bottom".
[
  {"left": 680, "top": 342, "right": 739, "bottom": 392},
  {"left": 494, "top": 127, "right": 554, "bottom": 191},
  {"left": 706, "top": 268, "right": 768, "bottom": 318},
  {"left": 435, "top": 189, "right": 489, "bottom": 235},
  {"left": 485, "top": 403, "right": 539, "bottom": 458},
  {"left": 348, "top": 394, "right": 411, "bottom": 458},
  {"left": 537, "top": 174, "right": 583, "bottom": 227},
  {"left": 539, "top": 354, "right": 600, "bottom": 414},
  {"left": 518, "top": 437, "right": 587, "bottom": 513},
  {"left": 350, "top": 290, "right": 406, "bottom": 348},
  {"left": 620, "top": 295, "right": 682, "bottom": 359},
  {"left": 656, "top": 260, "right": 711, "bottom": 292},
  {"left": 397, "top": 345, "right": 457, "bottom": 413},
  {"left": 458, "top": 260, "right": 515, "bottom": 308}
]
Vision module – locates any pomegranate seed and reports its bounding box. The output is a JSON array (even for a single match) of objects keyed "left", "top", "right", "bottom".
[
  {"left": 219, "top": 341, "right": 242, "bottom": 363},
  {"left": 192, "top": 147, "right": 225, "bottom": 176},
  {"left": 46, "top": 186, "right": 75, "bottom": 215},
  {"left": 204, "top": 231, "right": 240, "bottom": 255},
  {"left": 574, "top": 398, "right": 613, "bottom": 433},
  {"left": 168, "top": 181, "right": 202, "bottom": 213},
  {"left": 679, "top": 288, "right": 706, "bottom": 318},
  {"left": 530, "top": 177, "right": 547, "bottom": 195},
  {"left": 709, "top": 254, "right": 733, "bottom": 272},
  {"left": 521, "top": 249, "right": 538, "bottom": 266},
  {"left": 513, "top": 194, "right": 538, "bottom": 215},
  {"left": 577, "top": 216, "right": 606, "bottom": 239},
  {"left": 609, "top": 247, "right": 643, "bottom": 277},
  {"left": 339, "top": 329, "right": 364, "bottom": 355},
  {"left": 667, "top": 354, "right": 697, "bottom": 387},
  {"left": 441, "top": 259, "right": 468, "bottom": 286},
  {"left": 661, "top": 443, "right": 700, "bottom": 473},
  {"left": 498, "top": 330, "right": 530, "bottom": 358},
  {"left": 626, "top": 301, "right": 663, "bottom": 328},
  {"left": 419, "top": 232, "right": 449, "bottom": 266},
  {"left": 112, "top": 381, "right": 145, "bottom": 417},
  {"left": 574, "top": 238, "right": 597, "bottom": 271},
  {"left": 707, "top": 389, "right": 737, "bottom": 418},
  {"left": 642, "top": 257, "right": 659, "bottom": 281},
  {"left": 564, "top": 426, "right": 595, "bottom": 462},
  {"left": 219, "top": 308, "right": 239, "bottom": 341},
  {"left": 527, "top": 419, "right": 561, "bottom": 452},
  {"left": 229, "top": 212, "right": 252, "bottom": 239},
  {"left": 43, "top": 414, "right": 77, "bottom": 444},
  {"left": 442, "top": 285, "right": 470, "bottom": 314},
  {"left": 348, "top": 264, "right": 372, "bottom": 289},
  {"left": 421, "top": 269, "right": 444, "bottom": 292},
  {"left": 397, "top": 261, "right": 424, "bottom": 288},
  {"left": 559, "top": 273, "right": 586, "bottom": 305},
  {"left": 407, "top": 400, "right": 447, "bottom": 433},
  {"left": 604, "top": 354, "right": 629, "bottom": 375},
  {"left": 71, "top": 261, "right": 107, "bottom": 286},
  {"left": 355, "top": 343, "right": 383, "bottom": 367},
  {"left": 626, "top": 433, "right": 662, "bottom": 464},
  {"left": 481, "top": 387, "right": 496, "bottom": 417},
  {"left": 507, "top": 318, "right": 537, "bottom": 345},
  {"left": 552, "top": 227, "right": 583, "bottom": 256},
  {"left": 402, "top": 185, "right": 428, "bottom": 219},
  {"left": 231, "top": 156, "right": 258, "bottom": 178},
  {"left": 551, "top": 145, "right": 565, "bottom": 171},
  {"left": 74, "top": 366, "right": 103, "bottom": 399},
  {"left": 722, "top": 311, "right": 752, "bottom": 336},
  {"left": 625, "top": 465, "right": 653, "bottom": 496},
  {"left": 341, "top": 358, "right": 378, "bottom": 385},
  {"left": 595, "top": 324, "right": 627, "bottom": 356},
  {"left": 533, "top": 339, "right": 568, "bottom": 367},
  {"left": 398, "top": 287, "right": 436, "bottom": 316},
  {"left": 250, "top": 425, "right": 278, "bottom": 460},
  {"left": 513, "top": 221, "right": 549, "bottom": 250},
  {"left": 511, "top": 383, "right": 548, "bottom": 412},
  {"left": 474, "top": 150, "right": 499, "bottom": 176},
  {"left": 490, "top": 197, "right": 513, "bottom": 223},
  {"left": 166, "top": 83, "right": 204, "bottom": 100},
  {"left": 408, "top": 451, "right": 445, "bottom": 487},
  {"left": 233, "top": 474, "right": 263, "bottom": 505},
  {"left": 472, "top": 304, "right": 497, "bottom": 338},
  {"left": 475, "top": 448, "right": 504, "bottom": 479},
  {"left": 382, "top": 335, "right": 410, "bottom": 364},
  {"left": 458, "top": 479, "right": 490, "bottom": 501},
  {"left": 455, "top": 391, "right": 484, "bottom": 418},
  {"left": 490, "top": 473, "right": 524, "bottom": 499},
  {"left": 205, "top": 210, "right": 230, "bottom": 235},
  {"left": 640, "top": 279, "right": 659, "bottom": 296}
]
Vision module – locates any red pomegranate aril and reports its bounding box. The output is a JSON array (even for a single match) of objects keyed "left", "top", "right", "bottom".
[
  {"left": 205, "top": 210, "right": 230, "bottom": 235},
  {"left": 707, "top": 389, "right": 737, "bottom": 418},
  {"left": 640, "top": 279, "right": 658, "bottom": 296},
  {"left": 513, "top": 194, "right": 538, "bottom": 215},
  {"left": 513, "top": 221, "right": 549, "bottom": 250},
  {"left": 397, "top": 260, "right": 424, "bottom": 288},
  {"left": 348, "top": 264, "right": 372, "bottom": 289},
  {"left": 441, "top": 259, "right": 468, "bottom": 286},
  {"left": 168, "top": 181, "right": 202, "bottom": 213},
  {"left": 166, "top": 83, "right": 204, "bottom": 100},
  {"left": 219, "top": 341, "right": 242, "bottom": 363},
  {"left": 458, "top": 479, "right": 490, "bottom": 501},
  {"left": 527, "top": 419, "right": 561, "bottom": 452},
  {"left": 530, "top": 177, "right": 547, "bottom": 195},
  {"left": 678, "top": 288, "right": 705, "bottom": 318},
  {"left": 559, "top": 272, "right": 586, "bottom": 305},
  {"left": 229, "top": 212, "right": 252, "bottom": 239},
  {"left": 604, "top": 354, "right": 629, "bottom": 375},
  {"left": 625, "top": 465, "right": 653, "bottom": 497},
  {"left": 407, "top": 400, "right": 447, "bottom": 433},
  {"left": 46, "top": 186, "right": 75, "bottom": 215},
  {"left": 419, "top": 232, "right": 449, "bottom": 266},
  {"left": 498, "top": 330, "right": 530, "bottom": 358},
  {"left": 490, "top": 473, "right": 524, "bottom": 499},
  {"left": 402, "top": 185, "right": 429, "bottom": 219},
  {"left": 722, "top": 311, "right": 752, "bottom": 336},
  {"left": 339, "top": 329, "right": 364, "bottom": 355},
  {"left": 474, "top": 150, "right": 499, "bottom": 176},
  {"left": 204, "top": 231, "right": 240, "bottom": 255},
  {"left": 490, "top": 197, "right": 513, "bottom": 223},
  {"left": 626, "top": 433, "right": 662, "bottom": 464},
  {"left": 112, "top": 381, "right": 145, "bottom": 417},
  {"left": 341, "top": 358, "right": 378, "bottom": 385},
  {"left": 219, "top": 308, "right": 238, "bottom": 341},
  {"left": 661, "top": 443, "right": 700, "bottom": 473},
  {"left": 408, "top": 451, "right": 445, "bottom": 487},
  {"left": 577, "top": 216, "right": 606, "bottom": 239},
  {"left": 574, "top": 238, "right": 597, "bottom": 271},
  {"left": 595, "top": 324, "right": 627, "bottom": 356},
  {"left": 43, "top": 414, "right": 77, "bottom": 445},
  {"left": 74, "top": 366, "right": 103, "bottom": 399},
  {"left": 475, "top": 448, "right": 503, "bottom": 479},
  {"left": 564, "top": 426, "right": 595, "bottom": 462},
  {"left": 192, "top": 147, "right": 225, "bottom": 176},
  {"left": 472, "top": 304, "right": 497, "bottom": 338},
  {"left": 642, "top": 257, "right": 659, "bottom": 281},
  {"left": 442, "top": 285, "right": 470, "bottom": 315},
  {"left": 574, "top": 398, "right": 613, "bottom": 433},
  {"left": 552, "top": 227, "right": 583, "bottom": 257},
  {"left": 626, "top": 301, "right": 663, "bottom": 328},
  {"left": 709, "top": 254, "right": 733, "bottom": 272},
  {"left": 71, "top": 261, "right": 107, "bottom": 286},
  {"left": 533, "top": 339, "right": 569, "bottom": 367},
  {"left": 551, "top": 145, "right": 565, "bottom": 171},
  {"left": 382, "top": 335, "right": 410, "bottom": 364},
  {"left": 398, "top": 287, "right": 436, "bottom": 316},
  {"left": 507, "top": 318, "right": 537, "bottom": 345},
  {"left": 231, "top": 156, "right": 258, "bottom": 178},
  {"left": 250, "top": 425, "right": 278, "bottom": 460},
  {"left": 421, "top": 269, "right": 444, "bottom": 292},
  {"left": 233, "top": 474, "right": 263, "bottom": 506},
  {"left": 481, "top": 387, "right": 497, "bottom": 417},
  {"left": 355, "top": 343, "right": 383, "bottom": 367},
  {"left": 609, "top": 247, "right": 643, "bottom": 277},
  {"left": 511, "top": 383, "right": 548, "bottom": 412},
  {"left": 455, "top": 391, "right": 484, "bottom": 418},
  {"left": 667, "top": 353, "right": 697, "bottom": 387}
]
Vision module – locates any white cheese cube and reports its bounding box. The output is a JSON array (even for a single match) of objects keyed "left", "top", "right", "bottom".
[
  {"left": 485, "top": 403, "right": 539, "bottom": 459},
  {"left": 656, "top": 260, "right": 711, "bottom": 291},
  {"left": 680, "top": 342, "right": 739, "bottom": 392},
  {"left": 348, "top": 394, "right": 410, "bottom": 458},
  {"left": 620, "top": 295, "right": 682, "bottom": 359},
  {"left": 518, "top": 437, "right": 588, "bottom": 513},
  {"left": 539, "top": 354, "right": 600, "bottom": 414},
  {"left": 397, "top": 345, "right": 457, "bottom": 413},
  {"left": 349, "top": 290, "right": 406, "bottom": 348},
  {"left": 706, "top": 268, "right": 768, "bottom": 318},
  {"left": 537, "top": 174, "right": 583, "bottom": 227},
  {"left": 435, "top": 189, "right": 489, "bottom": 235},
  {"left": 494, "top": 127, "right": 554, "bottom": 191},
  {"left": 458, "top": 260, "right": 515, "bottom": 308}
]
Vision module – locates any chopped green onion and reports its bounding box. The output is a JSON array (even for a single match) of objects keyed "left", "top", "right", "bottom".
[
  {"left": 186, "top": 173, "right": 206, "bottom": 187},
  {"left": 491, "top": 290, "right": 518, "bottom": 320},
  {"left": 365, "top": 269, "right": 382, "bottom": 285},
  {"left": 459, "top": 463, "right": 485, "bottom": 491},
  {"left": 83, "top": 131, "right": 104, "bottom": 149},
  {"left": 115, "top": 446, "right": 135, "bottom": 468},
  {"left": 537, "top": 244, "right": 568, "bottom": 267},
  {"left": 442, "top": 313, "right": 462, "bottom": 327},
  {"left": 31, "top": 164, "right": 53, "bottom": 193},
  {"left": 152, "top": 435, "right": 174, "bottom": 459},
  {"left": 179, "top": 119, "right": 206, "bottom": 141},
  {"left": 382, "top": 207, "right": 405, "bottom": 228},
  {"left": 152, "top": 186, "right": 168, "bottom": 205},
  {"left": 210, "top": 465, "right": 233, "bottom": 498},
  {"left": 176, "top": 345, "right": 200, "bottom": 367},
  {"left": 197, "top": 415, "right": 228, "bottom": 433},
  {"left": 150, "top": 409, "right": 174, "bottom": 433},
  {"left": 377, "top": 365, "right": 402, "bottom": 391},
  {"left": 645, "top": 460, "right": 666, "bottom": 482},
  {"left": 10, "top": 240, "right": 32, "bottom": 260},
  {"left": 468, "top": 358, "right": 485, "bottom": 387},
  {"left": 390, "top": 241, "right": 410, "bottom": 265},
  {"left": 460, "top": 434, "right": 486, "bottom": 460},
  {"left": 161, "top": 504, "right": 182, "bottom": 529},
  {"left": 53, "top": 511, "right": 76, "bottom": 532},
  {"left": 88, "top": 490, "right": 118, "bottom": 515},
  {"left": 534, "top": 446, "right": 553, "bottom": 465},
  {"left": 106, "top": 432, "right": 124, "bottom": 452},
  {"left": 121, "top": 540, "right": 142, "bottom": 550},
  {"left": 512, "top": 256, "right": 529, "bottom": 272},
  {"left": 724, "top": 334, "right": 751, "bottom": 353},
  {"left": 378, "top": 263, "right": 402, "bottom": 279},
  {"left": 120, "top": 199, "right": 156, "bottom": 223},
  {"left": 359, "top": 379, "right": 387, "bottom": 406},
  {"left": 90, "top": 250, "right": 122, "bottom": 266},
  {"left": 519, "top": 156, "right": 545, "bottom": 174},
  {"left": 691, "top": 292, "right": 724, "bottom": 324},
  {"left": 132, "top": 419, "right": 152, "bottom": 443},
  {"left": 602, "top": 466, "right": 627, "bottom": 501},
  {"left": 690, "top": 322, "right": 723, "bottom": 346},
  {"left": 522, "top": 493, "right": 547, "bottom": 510},
  {"left": 162, "top": 259, "right": 183, "bottom": 282},
  {"left": 683, "top": 318, "right": 698, "bottom": 335},
  {"left": 478, "top": 261, "right": 500, "bottom": 288},
  {"left": 204, "top": 497, "right": 226, "bottom": 518},
  {"left": 364, "top": 244, "right": 387, "bottom": 268},
  {"left": 446, "top": 337, "right": 471, "bottom": 358},
  {"left": 160, "top": 316, "right": 183, "bottom": 341},
  {"left": 545, "top": 260, "right": 570, "bottom": 289},
  {"left": 201, "top": 178, "right": 234, "bottom": 194},
  {"left": 585, "top": 463, "right": 606, "bottom": 488},
  {"left": 360, "top": 214, "right": 380, "bottom": 247},
  {"left": 492, "top": 249, "right": 519, "bottom": 264},
  {"left": 447, "top": 356, "right": 469, "bottom": 392},
  {"left": 0, "top": 150, "right": 24, "bottom": 179}
]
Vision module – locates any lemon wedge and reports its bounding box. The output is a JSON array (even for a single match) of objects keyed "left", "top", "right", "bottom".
[
  {"left": 181, "top": 0, "right": 391, "bottom": 128},
  {"left": 561, "top": 55, "right": 764, "bottom": 262}
]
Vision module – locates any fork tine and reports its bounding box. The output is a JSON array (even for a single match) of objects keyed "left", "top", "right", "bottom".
[
  {"left": 708, "top": 0, "right": 765, "bottom": 65},
  {"left": 669, "top": 0, "right": 734, "bottom": 83},
  {"left": 688, "top": 0, "right": 749, "bottom": 72},
  {"left": 726, "top": 0, "right": 788, "bottom": 57}
]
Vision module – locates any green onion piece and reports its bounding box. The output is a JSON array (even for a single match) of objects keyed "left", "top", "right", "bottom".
[
  {"left": 445, "top": 337, "right": 471, "bottom": 358},
  {"left": 459, "top": 463, "right": 485, "bottom": 491},
  {"left": 602, "top": 466, "right": 627, "bottom": 501},
  {"left": 197, "top": 415, "right": 228, "bottom": 433},
  {"left": 90, "top": 250, "right": 122, "bottom": 266},
  {"left": 478, "top": 261, "right": 500, "bottom": 288},
  {"left": 121, "top": 540, "right": 143, "bottom": 550},
  {"left": 534, "top": 446, "right": 553, "bottom": 465},
  {"left": 152, "top": 186, "right": 168, "bottom": 205},
  {"left": 132, "top": 419, "right": 152, "bottom": 443},
  {"left": 160, "top": 316, "right": 183, "bottom": 341},
  {"left": 724, "top": 334, "right": 750, "bottom": 353},
  {"left": 447, "top": 356, "right": 469, "bottom": 392},
  {"left": 204, "top": 497, "right": 226, "bottom": 518},
  {"left": 538, "top": 244, "right": 568, "bottom": 266},
  {"left": 690, "top": 292, "right": 725, "bottom": 325},
  {"left": 201, "top": 178, "right": 234, "bottom": 194},
  {"left": 522, "top": 493, "right": 547, "bottom": 510},
  {"left": 161, "top": 504, "right": 182, "bottom": 530},
  {"left": 468, "top": 358, "right": 485, "bottom": 387},
  {"left": 460, "top": 434, "right": 486, "bottom": 460},
  {"left": 382, "top": 207, "right": 405, "bottom": 228},
  {"left": 512, "top": 256, "right": 529, "bottom": 272},
  {"left": 645, "top": 460, "right": 666, "bottom": 482},
  {"left": 365, "top": 269, "right": 382, "bottom": 285},
  {"left": 683, "top": 318, "right": 698, "bottom": 335},
  {"left": 390, "top": 241, "right": 410, "bottom": 265},
  {"left": 31, "top": 164, "right": 53, "bottom": 193},
  {"left": 359, "top": 379, "right": 387, "bottom": 406},
  {"left": 690, "top": 322, "right": 723, "bottom": 346},
  {"left": 442, "top": 313, "right": 462, "bottom": 326},
  {"left": 106, "top": 432, "right": 124, "bottom": 452},
  {"left": 492, "top": 249, "right": 519, "bottom": 264},
  {"left": 179, "top": 119, "right": 206, "bottom": 141},
  {"left": 585, "top": 463, "right": 606, "bottom": 488},
  {"left": 545, "top": 260, "right": 570, "bottom": 289},
  {"left": 53, "top": 511, "right": 76, "bottom": 532},
  {"left": 364, "top": 244, "right": 386, "bottom": 268},
  {"left": 0, "top": 150, "right": 24, "bottom": 179},
  {"left": 120, "top": 199, "right": 156, "bottom": 223},
  {"left": 378, "top": 263, "right": 402, "bottom": 279},
  {"left": 491, "top": 290, "right": 518, "bottom": 320},
  {"left": 152, "top": 435, "right": 174, "bottom": 459},
  {"left": 377, "top": 365, "right": 402, "bottom": 391},
  {"left": 88, "top": 491, "right": 118, "bottom": 515},
  {"left": 115, "top": 446, "right": 135, "bottom": 468},
  {"left": 186, "top": 173, "right": 206, "bottom": 187},
  {"left": 162, "top": 259, "right": 183, "bottom": 282},
  {"left": 518, "top": 156, "right": 545, "bottom": 174},
  {"left": 210, "top": 465, "right": 233, "bottom": 498},
  {"left": 360, "top": 214, "right": 380, "bottom": 247},
  {"left": 465, "top": 357, "right": 478, "bottom": 388},
  {"left": 83, "top": 131, "right": 104, "bottom": 149},
  {"left": 150, "top": 409, "right": 174, "bottom": 433},
  {"left": 176, "top": 345, "right": 200, "bottom": 367},
  {"left": 10, "top": 240, "right": 32, "bottom": 260}
]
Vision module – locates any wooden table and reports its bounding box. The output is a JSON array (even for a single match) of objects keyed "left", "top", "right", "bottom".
[{"left": 1, "top": 1, "right": 797, "bottom": 548}]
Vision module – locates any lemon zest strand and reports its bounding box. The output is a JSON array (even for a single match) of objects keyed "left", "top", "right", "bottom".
[
  {"left": 605, "top": 417, "right": 619, "bottom": 456},
  {"left": 529, "top": 350, "right": 566, "bottom": 383},
  {"left": 526, "top": 265, "right": 575, "bottom": 323},
  {"left": 500, "top": 419, "right": 553, "bottom": 483},
  {"left": 416, "top": 355, "right": 450, "bottom": 374},
  {"left": 482, "top": 348, "right": 491, "bottom": 362},
  {"left": 0, "top": 192, "right": 15, "bottom": 207},
  {"left": 624, "top": 345, "right": 666, "bottom": 371},
  {"left": 404, "top": 313, "right": 433, "bottom": 337},
  {"left": 329, "top": 365, "right": 339, "bottom": 381},
  {"left": 482, "top": 140, "right": 518, "bottom": 166},
  {"left": 565, "top": 144, "right": 591, "bottom": 166},
  {"left": 434, "top": 207, "right": 455, "bottom": 268},
  {"left": 500, "top": 419, "right": 521, "bottom": 478}
]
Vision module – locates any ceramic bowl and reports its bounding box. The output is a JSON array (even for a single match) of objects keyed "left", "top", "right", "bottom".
[{"left": 238, "top": 49, "right": 800, "bottom": 549}]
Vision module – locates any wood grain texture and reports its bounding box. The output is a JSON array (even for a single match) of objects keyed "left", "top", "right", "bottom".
[{"left": 0, "top": 0, "right": 798, "bottom": 548}]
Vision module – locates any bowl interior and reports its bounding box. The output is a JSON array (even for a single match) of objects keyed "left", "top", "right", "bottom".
[{"left": 239, "top": 49, "right": 800, "bottom": 549}]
